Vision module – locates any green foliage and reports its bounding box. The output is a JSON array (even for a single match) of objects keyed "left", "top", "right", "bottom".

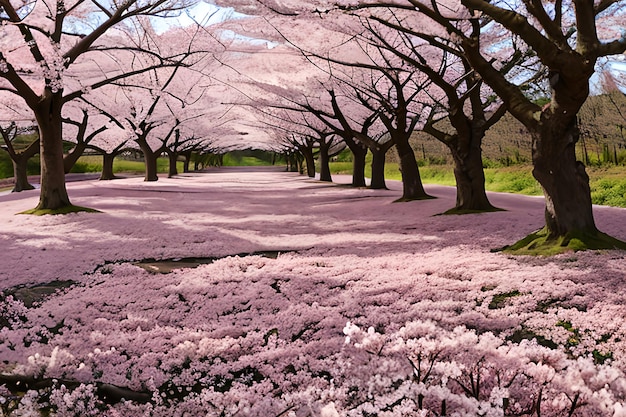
[
  {"left": 329, "top": 161, "right": 354, "bottom": 175},
  {"left": 333, "top": 149, "right": 353, "bottom": 163},
  {"left": 485, "top": 167, "right": 542, "bottom": 195},
  {"left": 0, "top": 150, "right": 41, "bottom": 178},
  {"left": 488, "top": 290, "right": 521, "bottom": 309},
  {"left": 222, "top": 150, "right": 277, "bottom": 166},
  {"left": 590, "top": 175, "right": 626, "bottom": 207},
  {"left": 592, "top": 349, "right": 614, "bottom": 365}
]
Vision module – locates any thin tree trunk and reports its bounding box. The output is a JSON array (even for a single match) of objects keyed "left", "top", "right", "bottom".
[
  {"left": 370, "top": 148, "right": 387, "bottom": 190},
  {"left": 100, "top": 153, "right": 116, "bottom": 180},
  {"left": 318, "top": 144, "right": 332, "bottom": 182},
  {"left": 394, "top": 136, "right": 431, "bottom": 201},
  {"left": 167, "top": 151, "right": 178, "bottom": 178},
  {"left": 182, "top": 151, "right": 191, "bottom": 173},
  {"left": 288, "top": 154, "right": 299, "bottom": 172},
  {"left": 350, "top": 145, "right": 367, "bottom": 187},
  {"left": 34, "top": 93, "right": 72, "bottom": 210},
  {"left": 297, "top": 154, "right": 304, "bottom": 175},
  {"left": 302, "top": 147, "right": 315, "bottom": 178},
  {"left": 9, "top": 139, "right": 39, "bottom": 192}
]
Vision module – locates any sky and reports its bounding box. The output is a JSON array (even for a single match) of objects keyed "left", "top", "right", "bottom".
[{"left": 1, "top": 168, "right": 626, "bottom": 416}]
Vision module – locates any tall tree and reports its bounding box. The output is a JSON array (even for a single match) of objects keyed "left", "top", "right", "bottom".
[
  {"left": 324, "top": 0, "right": 626, "bottom": 249},
  {"left": 0, "top": 0, "right": 195, "bottom": 210},
  {"left": 356, "top": 13, "right": 524, "bottom": 211},
  {"left": 454, "top": 0, "right": 626, "bottom": 249}
]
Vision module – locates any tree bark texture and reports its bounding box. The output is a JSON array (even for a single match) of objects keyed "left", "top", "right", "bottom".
[
  {"left": 144, "top": 152, "right": 159, "bottom": 182},
  {"left": 168, "top": 151, "right": 178, "bottom": 178},
  {"left": 99, "top": 153, "right": 116, "bottom": 180},
  {"left": 532, "top": 116, "right": 597, "bottom": 238},
  {"left": 447, "top": 137, "right": 496, "bottom": 212},
  {"left": 9, "top": 139, "right": 39, "bottom": 192},
  {"left": 318, "top": 143, "right": 332, "bottom": 182},
  {"left": 349, "top": 144, "right": 367, "bottom": 187},
  {"left": 34, "top": 92, "right": 72, "bottom": 210},
  {"left": 369, "top": 147, "right": 387, "bottom": 190},
  {"left": 394, "top": 136, "right": 430, "bottom": 200},
  {"left": 182, "top": 151, "right": 191, "bottom": 173},
  {"left": 137, "top": 137, "right": 159, "bottom": 182},
  {"left": 302, "top": 147, "right": 315, "bottom": 178},
  {"left": 12, "top": 157, "right": 35, "bottom": 192}
]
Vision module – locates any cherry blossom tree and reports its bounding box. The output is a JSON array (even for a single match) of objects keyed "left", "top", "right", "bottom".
[
  {"left": 209, "top": 0, "right": 626, "bottom": 247},
  {"left": 344, "top": 0, "right": 626, "bottom": 248},
  {"left": 0, "top": 0, "right": 196, "bottom": 211},
  {"left": 87, "top": 128, "right": 134, "bottom": 180},
  {"left": 81, "top": 27, "right": 222, "bottom": 181},
  {"left": 317, "top": 52, "right": 434, "bottom": 200},
  {"left": 261, "top": 103, "right": 345, "bottom": 181},
  {"left": 354, "top": 13, "right": 532, "bottom": 212},
  {"left": 450, "top": 0, "right": 626, "bottom": 249}
]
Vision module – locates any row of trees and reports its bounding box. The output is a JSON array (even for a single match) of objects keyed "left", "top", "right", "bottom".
[
  {"left": 208, "top": 0, "right": 626, "bottom": 251},
  {"left": 0, "top": 0, "right": 277, "bottom": 199},
  {"left": 2, "top": 0, "right": 626, "bottom": 251}
]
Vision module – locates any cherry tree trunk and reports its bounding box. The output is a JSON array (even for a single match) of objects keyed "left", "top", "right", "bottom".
[
  {"left": 449, "top": 142, "right": 496, "bottom": 212},
  {"left": 532, "top": 120, "right": 597, "bottom": 238},
  {"left": 350, "top": 145, "right": 367, "bottom": 187},
  {"left": 370, "top": 148, "right": 387, "bottom": 190},
  {"left": 12, "top": 157, "right": 35, "bottom": 192},
  {"left": 168, "top": 151, "right": 178, "bottom": 178},
  {"left": 11, "top": 140, "right": 39, "bottom": 192},
  {"left": 288, "top": 154, "right": 299, "bottom": 172},
  {"left": 137, "top": 138, "right": 159, "bottom": 182},
  {"left": 394, "top": 136, "right": 430, "bottom": 200},
  {"left": 182, "top": 151, "right": 191, "bottom": 173},
  {"left": 318, "top": 145, "right": 332, "bottom": 182},
  {"left": 34, "top": 93, "right": 72, "bottom": 210},
  {"left": 63, "top": 142, "right": 87, "bottom": 174},
  {"left": 144, "top": 152, "right": 159, "bottom": 182},
  {"left": 302, "top": 147, "right": 315, "bottom": 178},
  {"left": 100, "top": 153, "right": 116, "bottom": 180}
]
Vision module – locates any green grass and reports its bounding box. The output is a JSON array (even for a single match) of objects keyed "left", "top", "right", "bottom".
[
  {"left": 222, "top": 154, "right": 273, "bottom": 167},
  {"left": 330, "top": 160, "right": 626, "bottom": 208},
  {"left": 70, "top": 156, "right": 184, "bottom": 175},
  {"left": 5, "top": 149, "right": 626, "bottom": 208}
]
